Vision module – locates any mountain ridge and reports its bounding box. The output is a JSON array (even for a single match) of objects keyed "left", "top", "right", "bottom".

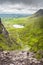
[{"left": 33, "top": 9, "right": 43, "bottom": 17}]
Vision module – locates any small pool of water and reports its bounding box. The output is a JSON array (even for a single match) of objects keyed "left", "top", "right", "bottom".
[{"left": 13, "top": 24, "right": 24, "bottom": 28}]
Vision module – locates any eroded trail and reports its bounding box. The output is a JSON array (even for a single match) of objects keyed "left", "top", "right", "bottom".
[{"left": 0, "top": 51, "right": 43, "bottom": 65}]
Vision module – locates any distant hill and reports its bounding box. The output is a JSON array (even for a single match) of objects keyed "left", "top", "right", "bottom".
[
  {"left": 33, "top": 9, "right": 43, "bottom": 17},
  {"left": 0, "top": 14, "right": 31, "bottom": 18}
]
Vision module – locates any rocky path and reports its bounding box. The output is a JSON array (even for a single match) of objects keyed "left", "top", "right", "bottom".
[{"left": 0, "top": 51, "right": 43, "bottom": 65}]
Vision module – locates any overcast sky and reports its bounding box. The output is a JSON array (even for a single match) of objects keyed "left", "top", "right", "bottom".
[{"left": 0, "top": 0, "right": 43, "bottom": 14}]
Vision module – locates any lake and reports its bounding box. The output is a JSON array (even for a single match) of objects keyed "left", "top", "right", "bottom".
[{"left": 13, "top": 24, "right": 24, "bottom": 28}]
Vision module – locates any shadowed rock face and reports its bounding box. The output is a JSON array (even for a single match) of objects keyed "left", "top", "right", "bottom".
[
  {"left": 0, "top": 18, "right": 12, "bottom": 47},
  {"left": 0, "top": 18, "right": 3, "bottom": 33},
  {"left": 0, "top": 18, "right": 1, "bottom": 24},
  {"left": 0, "top": 18, "right": 8, "bottom": 37}
]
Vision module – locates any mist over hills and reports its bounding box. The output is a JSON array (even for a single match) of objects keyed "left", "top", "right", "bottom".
[
  {"left": 0, "top": 14, "right": 31, "bottom": 18},
  {"left": 0, "top": 9, "right": 43, "bottom": 18}
]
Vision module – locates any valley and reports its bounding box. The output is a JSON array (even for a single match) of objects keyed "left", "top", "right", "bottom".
[{"left": 0, "top": 9, "right": 43, "bottom": 65}]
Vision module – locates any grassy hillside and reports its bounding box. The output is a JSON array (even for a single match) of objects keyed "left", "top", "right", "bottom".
[
  {"left": 18, "top": 16, "right": 43, "bottom": 59},
  {"left": 19, "top": 16, "right": 43, "bottom": 51}
]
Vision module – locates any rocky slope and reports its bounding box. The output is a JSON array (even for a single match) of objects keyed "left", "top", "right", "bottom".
[{"left": 0, "top": 50, "right": 43, "bottom": 65}]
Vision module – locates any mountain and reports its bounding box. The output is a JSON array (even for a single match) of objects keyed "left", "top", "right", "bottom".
[{"left": 33, "top": 9, "right": 43, "bottom": 17}]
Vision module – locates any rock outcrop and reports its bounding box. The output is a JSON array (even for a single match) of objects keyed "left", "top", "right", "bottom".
[
  {"left": 0, "top": 18, "right": 8, "bottom": 37},
  {"left": 0, "top": 18, "right": 12, "bottom": 47}
]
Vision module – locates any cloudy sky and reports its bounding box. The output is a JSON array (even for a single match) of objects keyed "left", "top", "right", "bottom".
[{"left": 0, "top": 0, "right": 43, "bottom": 14}]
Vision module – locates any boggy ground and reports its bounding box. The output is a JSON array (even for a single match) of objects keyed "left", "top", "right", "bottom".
[{"left": 0, "top": 50, "right": 43, "bottom": 65}]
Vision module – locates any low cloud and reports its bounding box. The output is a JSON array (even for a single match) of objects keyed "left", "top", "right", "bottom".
[
  {"left": 0, "top": 0, "right": 43, "bottom": 14},
  {"left": 0, "top": 4, "right": 37, "bottom": 14}
]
